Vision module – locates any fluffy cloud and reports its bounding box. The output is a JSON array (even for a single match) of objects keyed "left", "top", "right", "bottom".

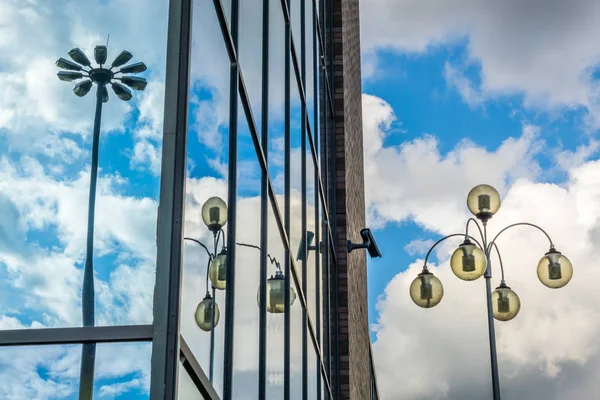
[
  {"left": 360, "top": 0, "right": 600, "bottom": 127},
  {"left": 364, "top": 94, "right": 600, "bottom": 399}
]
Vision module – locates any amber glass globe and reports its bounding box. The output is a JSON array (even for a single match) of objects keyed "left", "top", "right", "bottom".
[
  {"left": 537, "top": 248, "right": 573, "bottom": 289},
  {"left": 202, "top": 196, "right": 228, "bottom": 232},
  {"left": 409, "top": 270, "right": 444, "bottom": 308},
  {"left": 195, "top": 294, "right": 220, "bottom": 331},
  {"left": 209, "top": 250, "right": 227, "bottom": 290},
  {"left": 257, "top": 271, "right": 297, "bottom": 313},
  {"left": 467, "top": 184, "right": 501, "bottom": 222},
  {"left": 492, "top": 283, "right": 520, "bottom": 321},
  {"left": 450, "top": 240, "right": 487, "bottom": 281}
]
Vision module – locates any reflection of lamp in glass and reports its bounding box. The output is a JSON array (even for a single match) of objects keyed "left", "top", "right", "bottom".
[
  {"left": 202, "top": 196, "right": 228, "bottom": 233},
  {"left": 56, "top": 45, "right": 148, "bottom": 400},
  {"left": 209, "top": 248, "right": 227, "bottom": 290},
  {"left": 195, "top": 292, "right": 220, "bottom": 331},
  {"left": 537, "top": 247, "right": 573, "bottom": 289},
  {"left": 184, "top": 196, "right": 229, "bottom": 384},
  {"left": 257, "top": 270, "right": 297, "bottom": 313}
]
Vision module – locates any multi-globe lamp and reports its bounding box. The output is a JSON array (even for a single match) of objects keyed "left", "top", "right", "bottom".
[{"left": 408, "top": 184, "right": 573, "bottom": 399}]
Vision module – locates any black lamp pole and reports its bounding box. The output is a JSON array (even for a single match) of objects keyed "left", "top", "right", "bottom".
[{"left": 56, "top": 46, "right": 147, "bottom": 400}]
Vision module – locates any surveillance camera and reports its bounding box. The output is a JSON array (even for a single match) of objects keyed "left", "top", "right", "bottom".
[
  {"left": 296, "top": 231, "right": 316, "bottom": 261},
  {"left": 347, "top": 228, "right": 382, "bottom": 258},
  {"left": 361, "top": 228, "right": 382, "bottom": 258}
]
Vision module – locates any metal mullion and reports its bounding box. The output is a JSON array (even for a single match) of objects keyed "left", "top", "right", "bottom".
[
  {"left": 222, "top": 0, "right": 240, "bottom": 396},
  {"left": 258, "top": 0, "right": 270, "bottom": 396},
  {"left": 0, "top": 325, "right": 153, "bottom": 346},
  {"left": 300, "top": 0, "right": 308, "bottom": 397},
  {"left": 312, "top": 4, "right": 321, "bottom": 396},
  {"left": 283, "top": 1, "right": 292, "bottom": 394},
  {"left": 150, "top": 0, "right": 192, "bottom": 397}
]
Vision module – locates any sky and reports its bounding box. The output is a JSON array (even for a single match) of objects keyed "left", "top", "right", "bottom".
[{"left": 2, "top": 0, "right": 600, "bottom": 399}]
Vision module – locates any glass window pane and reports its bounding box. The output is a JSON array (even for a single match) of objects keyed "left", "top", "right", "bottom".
[
  {"left": 308, "top": 342, "right": 318, "bottom": 400},
  {"left": 0, "top": 342, "right": 151, "bottom": 399},
  {"left": 178, "top": 362, "right": 205, "bottom": 400},
  {"left": 238, "top": 0, "right": 264, "bottom": 136},
  {"left": 290, "top": 268, "right": 304, "bottom": 400},
  {"left": 305, "top": 0, "right": 316, "bottom": 138},
  {"left": 0, "top": 0, "right": 168, "bottom": 331},
  {"left": 182, "top": 0, "right": 231, "bottom": 394},
  {"left": 266, "top": 203, "right": 285, "bottom": 398},
  {"left": 231, "top": 97, "right": 261, "bottom": 399},
  {"left": 269, "top": 0, "right": 287, "bottom": 212}
]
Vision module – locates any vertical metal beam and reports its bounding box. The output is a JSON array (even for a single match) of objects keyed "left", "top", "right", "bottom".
[
  {"left": 149, "top": 0, "right": 192, "bottom": 396},
  {"left": 223, "top": 0, "right": 241, "bottom": 397},
  {"left": 300, "top": 0, "right": 309, "bottom": 398},
  {"left": 312, "top": 1, "right": 322, "bottom": 397},
  {"left": 258, "top": 0, "right": 270, "bottom": 397},
  {"left": 283, "top": 1, "right": 292, "bottom": 397}
]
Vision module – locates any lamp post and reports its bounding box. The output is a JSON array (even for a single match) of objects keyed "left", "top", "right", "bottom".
[
  {"left": 409, "top": 184, "right": 573, "bottom": 400},
  {"left": 56, "top": 46, "right": 147, "bottom": 400},
  {"left": 185, "top": 196, "right": 229, "bottom": 383}
]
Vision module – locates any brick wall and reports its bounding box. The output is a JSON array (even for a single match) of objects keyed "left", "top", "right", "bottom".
[{"left": 330, "top": 0, "right": 371, "bottom": 399}]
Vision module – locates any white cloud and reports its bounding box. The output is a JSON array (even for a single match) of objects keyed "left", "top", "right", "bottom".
[
  {"left": 363, "top": 94, "right": 600, "bottom": 399},
  {"left": 404, "top": 239, "right": 435, "bottom": 256},
  {"left": 360, "top": 0, "right": 600, "bottom": 127},
  {"left": 362, "top": 94, "right": 544, "bottom": 233}
]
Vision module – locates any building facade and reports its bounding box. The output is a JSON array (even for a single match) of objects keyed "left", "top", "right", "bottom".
[{"left": 0, "top": 0, "right": 377, "bottom": 398}]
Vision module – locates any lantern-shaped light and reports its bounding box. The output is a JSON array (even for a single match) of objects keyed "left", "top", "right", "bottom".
[
  {"left": 409, "top": 269, "right": 444, "bottom": 308},
  {"left": 257, "top": 271, "right": 296, "bottom": 313},
  {"left": 195, "top": 293, "right": 220, "bottom": 331},
  {"left": 202, "top": 197, "right": 228, "bottom": 233},
  {"left": 467, "top": 184, "right": 501, "bottom": 222},
  {"left": 492, "top": 282, "right": 520, "bottom": 321},
  {"left": 450, "top": 239, "right": 487, "bottom": 281},
  {"left": 537, "top": 248, "right": 573, "bottom": 289},
  {"left": 209, "top": 249, "right": 227, "bottom": 290}
]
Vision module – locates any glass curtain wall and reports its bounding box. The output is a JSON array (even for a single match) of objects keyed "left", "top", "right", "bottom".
[
  {"left": 0, "top": 0, "right": 336, "bottom": 398},
  {"left": 185, "top": 0, "right": 337, "bottom": 398}
]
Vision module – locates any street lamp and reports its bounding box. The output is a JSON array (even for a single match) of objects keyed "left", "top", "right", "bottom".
[
  {"left": 409, "top": 184, "right": 573, "bottom": 400},
  {"left": 56, "top": 46, "right": 147, "bottom": 400},
  {"left": 184, "top": 196, "right": 229, "bottom": 383}
]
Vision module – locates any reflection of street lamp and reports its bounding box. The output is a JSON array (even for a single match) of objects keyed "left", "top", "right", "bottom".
[
  {"left": 236, "top": 243, "right": 297, "bottom": 313},
  {"left": 56, "top": 46, "right": 147, "bottom": 400},
  {"left": 409, "top": 184, "right": 573, "bottom": 400},
  {"left": 185, "top": 196, "right": 228, "bottom": 383}
]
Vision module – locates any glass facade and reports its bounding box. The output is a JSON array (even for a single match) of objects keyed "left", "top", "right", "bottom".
[{"left": 0, "top": 0, "right": 347, "bottom": 399}]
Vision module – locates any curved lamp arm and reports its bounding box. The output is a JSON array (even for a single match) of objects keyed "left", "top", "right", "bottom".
[
  {"left": 205, "top": 255, "right": 213, "bottom": 293},
  {"left": 423, "top": 233, "right": 484, "bottom": 268},
  {"left": 490, "top": 242, "right": 505, "bottom": 282},
  {"left": 465, "top": 218, "right": 485, "bottom": 244},
  {"left": 487, "top": 222, "right": 554, "bottom": 254},
  {"left": 184, "top": 237, "right": 213, "bottom": 258}
]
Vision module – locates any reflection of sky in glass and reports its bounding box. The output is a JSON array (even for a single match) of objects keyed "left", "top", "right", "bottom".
[{"left": 0, "top": 0, "right": 328, "bottom": 397}]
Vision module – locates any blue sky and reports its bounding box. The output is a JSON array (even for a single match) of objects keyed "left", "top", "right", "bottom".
[{"left": 3, "top": 0, "right": 600, "bottom": 399}]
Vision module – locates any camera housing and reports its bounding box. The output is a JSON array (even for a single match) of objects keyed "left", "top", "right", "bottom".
[
  {"left": 347, "top": 228, "right": 382, "bottom": 258},
  {"left": 296, "top": 231, "right": 318, "bottom": 261}
]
